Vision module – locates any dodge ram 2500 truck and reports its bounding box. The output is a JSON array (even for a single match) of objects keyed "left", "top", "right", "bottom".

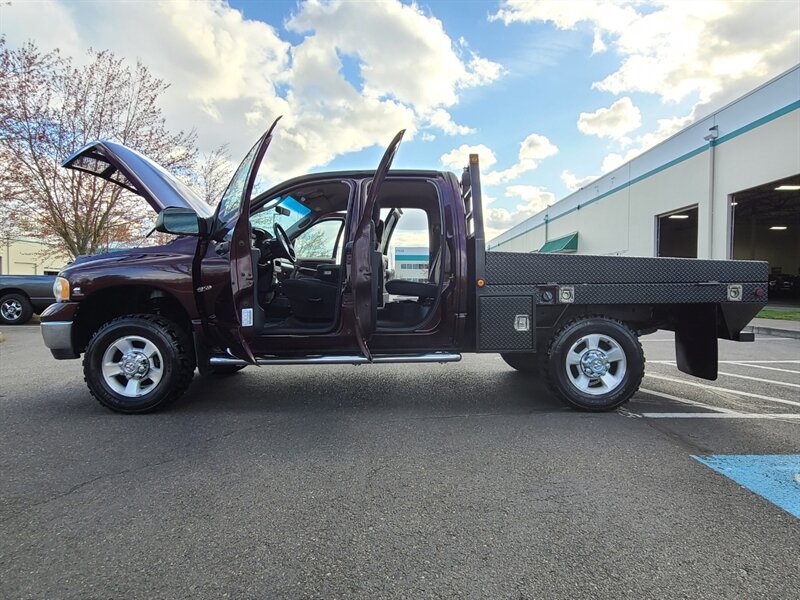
[{"left": 41, "top": 120, "right": 767, "bottom": 414}]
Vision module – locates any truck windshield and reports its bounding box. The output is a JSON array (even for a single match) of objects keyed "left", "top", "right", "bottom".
[{"left": 249, "top": 196, "right": 311, "bottom": 233}]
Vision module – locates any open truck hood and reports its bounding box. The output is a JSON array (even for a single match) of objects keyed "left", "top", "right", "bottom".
[{"left": 62, "top": 141, "right": 213, "bottom": 218}]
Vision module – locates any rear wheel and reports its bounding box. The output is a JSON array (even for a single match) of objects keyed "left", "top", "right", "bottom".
[
  {"left": 0, "top": 293, "right": 33, "bottom": 325},
  {"left": 500, "top": 352, "right": 541, "bottom": 375},
  {"left": 545, "top": 316, "right": 644, "bottom": 411},
  {"left": 83, "top": 314, "right": 195, "bottom": 414}
]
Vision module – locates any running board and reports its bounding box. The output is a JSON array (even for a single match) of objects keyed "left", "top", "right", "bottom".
[{"left": 209, "top": 352, "right": 462, "bottom": 367}]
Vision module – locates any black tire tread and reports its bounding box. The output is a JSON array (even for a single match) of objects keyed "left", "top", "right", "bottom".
[
  {"left": 544, "top": 314, "right": 644, "bottom": 412},
  {"left": 0, "top": 292, "right": 33, "bottom": 325},
  {"left": 83, "top": 314, "right": 195, "bottom": 414}
]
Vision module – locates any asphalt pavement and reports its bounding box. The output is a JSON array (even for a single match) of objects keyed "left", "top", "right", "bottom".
[{"left": 1, "top": 325, "right": 798, "bottom": 599}]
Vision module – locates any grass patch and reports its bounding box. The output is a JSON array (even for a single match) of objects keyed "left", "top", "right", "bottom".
[
  {"left": 757, "top": 309, "right": 800, "bottom": 321},
  {"left": 0, "top": 332, "right": 5, "bottom": 343}
]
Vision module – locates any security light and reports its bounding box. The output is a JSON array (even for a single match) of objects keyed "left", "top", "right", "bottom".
[
  {"left": 668, "top": 214, "right": 689, "bottom": 219},
  {"left": 775, "top": 185, "right": 800, "bottom": 191},
  {"left": 769, "top": 226, "right": 788, "bottom": 230},
  {"left": 703, "top": 126, "right": 719, "bottom": 142}
]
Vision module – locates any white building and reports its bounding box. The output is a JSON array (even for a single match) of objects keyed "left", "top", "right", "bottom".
[
  {"left": 0, "top": 237, "right": 67, "bottom": 275},
  {"left": 489, "top": 66, "right": 800, "bottom": 292},
  {"left": 394, "top": 246, "right": 429, "bottom": 283}
]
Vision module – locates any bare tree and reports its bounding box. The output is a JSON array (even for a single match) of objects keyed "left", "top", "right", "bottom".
[
  {"left": 192, "top": 145, "right": 234, "bottom": 206},
  {"left": 0, "top": 39, "right": 197, "bottom": 258}
]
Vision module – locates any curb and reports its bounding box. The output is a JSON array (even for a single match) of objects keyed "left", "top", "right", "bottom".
[{"left": 744, "top": 325, "right": 800, "bottom": 340}]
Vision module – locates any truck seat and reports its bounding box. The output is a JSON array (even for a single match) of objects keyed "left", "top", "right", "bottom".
[
  {"left": 385, "top": 244, "right": 441, "bottom": 300},
  {"left": 385, "top": 279, "right": 437, "bottom": 299},
  {"left": 282, "top": 278, "right": 339, "bottom": 322}
]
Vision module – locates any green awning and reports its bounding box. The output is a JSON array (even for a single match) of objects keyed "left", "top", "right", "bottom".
[{"left": 538, "top": 233, "right": 578, "bottom": 253}]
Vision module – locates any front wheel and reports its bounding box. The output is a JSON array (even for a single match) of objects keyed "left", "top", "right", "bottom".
[
  {"left": 83, "top": 315, "right": 196, "bottom": 414},
  {"left": 545, "top": 316, "right": 644, "bottom": 411},
  {"left": 0, "top": 293, "right": 33, "bottom": 325}
]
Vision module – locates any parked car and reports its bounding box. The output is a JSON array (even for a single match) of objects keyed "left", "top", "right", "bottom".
[
  {"left": 768, "top": 274, "right": 798, "bottom": 298},
  {"left": 0, "top": 275, "right": 56, "bottom": 325}
]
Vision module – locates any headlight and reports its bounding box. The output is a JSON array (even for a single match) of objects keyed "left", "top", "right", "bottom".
[{"left": 53, "top": 277, "right": 70, "bottom": 302}]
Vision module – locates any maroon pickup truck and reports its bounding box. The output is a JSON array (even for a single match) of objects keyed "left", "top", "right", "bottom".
[{"left": 41, "top": 119, "right": 767, "bottom": 414}]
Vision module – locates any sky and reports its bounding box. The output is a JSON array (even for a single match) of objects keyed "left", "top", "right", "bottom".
[{"left": 2, "top": 0, "right": 799, "bottom": 242}]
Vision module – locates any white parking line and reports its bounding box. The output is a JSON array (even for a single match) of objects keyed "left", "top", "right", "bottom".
[
  {"left": 650, "top": 360, "right": 800, "bottom": 365},
  {"left": 717, "top": 371, "right": 800, "bottom": 390},
  {"left": 729, "top": 363, "right": 800, "bottom": 375},
  {"left": 639, "top": 413, "right": 800, "bottom": 419},
  {"left": 645, "top": 373, "right": 800, "bottom": 408},
  {"left": 647, "top": 362, "right": 800, "bottom": 388},
  {"left": 638, "top": 387, "right": 740, "bottom": 414}
]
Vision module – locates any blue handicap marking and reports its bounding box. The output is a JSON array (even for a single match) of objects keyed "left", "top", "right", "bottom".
[{"left": 692, "top": 454, "right": 800, "bottom": 519}]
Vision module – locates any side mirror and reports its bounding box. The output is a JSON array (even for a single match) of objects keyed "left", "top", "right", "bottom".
[{"left": 155, "top": 207, "right": 204, "bottom": 236}]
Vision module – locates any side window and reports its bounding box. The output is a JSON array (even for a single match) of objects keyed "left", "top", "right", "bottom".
[
  {"left": 294, "top": 220, "right": 343, "bottom": 260},
  {"left": 382, "top": 208, "right": 430, "bottom": 283}
]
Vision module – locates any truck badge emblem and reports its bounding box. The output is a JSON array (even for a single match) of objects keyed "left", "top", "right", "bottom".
[
  {"left": 514, "top": 314, "right": 530, "bottom": 332},
  {"left": 196, "top": 285, "right": 212, "bottom": 292}
]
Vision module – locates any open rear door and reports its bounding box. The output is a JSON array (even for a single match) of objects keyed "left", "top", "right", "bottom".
[
  {"left": 217, "top": 117, "right": 281, "bottom": 362},
  {"left": 350, "top": 130, "right": 405, "bottom": 360}
]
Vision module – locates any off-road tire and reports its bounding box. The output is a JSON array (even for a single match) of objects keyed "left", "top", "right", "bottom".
[
  {"left": 83, "top": 314, "right": 195, "bottom": 414},
  {"left": 0, "top": 293, "right": 33, "bottom": 325},
  {"left": 545, "top": 315, "right": 644, "bottom": 412},
  {"left": 500, "top": 352, "right": 541, "bottom": 375}
]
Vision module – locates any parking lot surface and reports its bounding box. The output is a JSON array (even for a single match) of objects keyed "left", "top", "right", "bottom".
[{"left": 1, "top": 325, "right": 798, "bottom": 599}]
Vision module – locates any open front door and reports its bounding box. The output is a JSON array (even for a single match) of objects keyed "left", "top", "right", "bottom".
[
  {"left": 217, "top": 117, "right": 281, "bottom": 362},
  {"left": 350, "top": 130, "right": 405, "bottom": 360}
]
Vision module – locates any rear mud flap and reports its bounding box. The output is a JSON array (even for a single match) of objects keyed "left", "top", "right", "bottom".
[{"left": 675, "top": 305, "right": 718, "bottom": 380}]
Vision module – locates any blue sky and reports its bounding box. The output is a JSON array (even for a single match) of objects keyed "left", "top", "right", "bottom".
[{"left": 3, "top": 0, "right": 799, "bottom": 239}]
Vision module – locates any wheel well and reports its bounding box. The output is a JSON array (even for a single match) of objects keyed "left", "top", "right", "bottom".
[
  {"left": 0, "top": 288, "right": 31, "bottom": 301},
  {"left": 538, "top": 304, "right": 664, "bottom": 339},
  {"left": 73, "top": 286, "right": 191, "bottom": 353}
]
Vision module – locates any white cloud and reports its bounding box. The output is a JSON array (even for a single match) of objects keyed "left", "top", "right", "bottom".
[
  {"left": 3, "top": 0, "right": 503, "bottom": 180},
  {"left": 600, "top": 153, "right": 628, "bottom": 174},
  {"left": 491, "top": 0, "right": 638, "bottom": 33},
  {"left": 577, "top": 97, "right": 641, "bottom": 140},
  {"left": 426, "top": 108, "right": 475, "bottom": 136},
  {"left": 492, "top": 1, "right": 800, "bottom": 113},
  {"left": 597, "top": 110, "right": 697, "bottom": 174},
  {"left": 485, "top": 185, "right": 555, "bottom": 230},
  {"left": 561, "top": 170, "right": 597, "bottom": 192},
  {"left": 440, "top": 144, "right": 497, "bottom": 170},
  {"left": 483, "top": 133, "right": 558, "bottom": 185},
  {"left": 635, "top": 113, "right": 696, "bottom": 152}
]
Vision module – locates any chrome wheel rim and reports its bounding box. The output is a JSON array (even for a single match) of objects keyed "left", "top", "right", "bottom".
[
  {"left": 1, "top": 299, "right": 23, "bottom": 322},
  {"left": 565, "top": 333, "right": 627, "bottom": 396},
  {"left": 101, "top": 335, "right": 164, "bottom": 398}
]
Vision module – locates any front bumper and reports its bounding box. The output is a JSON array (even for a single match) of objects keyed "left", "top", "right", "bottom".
[{"left": 40, "top": 302, "right": 79, "bottom": 359}]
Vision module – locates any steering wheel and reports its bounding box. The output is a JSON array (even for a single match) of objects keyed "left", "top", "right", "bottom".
[{"left": 273, "top": 223, "right": 296, "bottom": 263}]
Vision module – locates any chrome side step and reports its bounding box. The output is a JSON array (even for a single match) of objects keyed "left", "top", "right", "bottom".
[{"left": 209, "top": 352, "right": 462, "bottom": 367}]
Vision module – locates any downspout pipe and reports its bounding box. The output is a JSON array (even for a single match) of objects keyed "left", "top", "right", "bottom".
[{"left": 704, "top": 125, "right": 719, "bottom": 258}]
